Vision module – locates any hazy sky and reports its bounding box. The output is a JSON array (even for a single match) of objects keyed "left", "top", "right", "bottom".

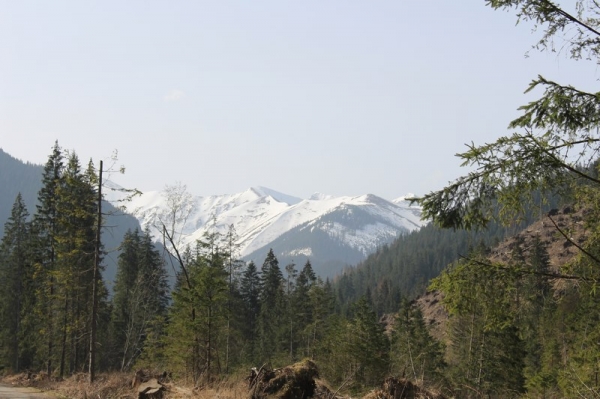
[{"left": 1, "top": 1, "right": 595, "bottom": 200}]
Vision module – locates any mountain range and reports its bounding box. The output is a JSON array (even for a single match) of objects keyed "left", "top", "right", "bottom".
[{"left": 118, "top": 185, "right": 425, "bottom": 277}]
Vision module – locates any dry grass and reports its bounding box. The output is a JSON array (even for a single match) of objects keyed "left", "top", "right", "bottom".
[
  {"left": 362, "top": 377, "right": 446, "bottom": 399},
  {"left": 164, "top": 377, "right": 249, "bottom": 399},
  {"left": 2, "top": 372, "right": 135, "bottom": 399},
  {"left": 1, "top": 371, "right": 253, "bottom": 399}
]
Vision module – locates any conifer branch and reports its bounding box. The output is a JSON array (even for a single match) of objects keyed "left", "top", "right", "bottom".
[{"left": 543, "top": 0, "right": 600, "bottom": 38}]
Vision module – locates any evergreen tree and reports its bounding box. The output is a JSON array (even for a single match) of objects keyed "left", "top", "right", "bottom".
[
  {"left": 0, "top": 194, "right": 32, "bottom": 371},
  {"left": 390, "top": 300, "right": 445, "bottom": 386},
  {"left": 239, "top": 261, "right": 261, "bottom": 364},
  {"left": 31, "top": 141, "right": 64, "bottom": 375},
  {"left": 164, "top": 241, "right": 228, "bottom": 383},
  {"left": 518, "top": 235, "right": 553, "bottom": 392},
  {"left": 111, "top": 228, "right": 168, "bottom": 371},
  {"left": 347, "top": 297, "right": 389, "bottom": 388},
  {"left": 284, "top": 262, "right": 298, "bottom": 362},
  {"left": 223, "top": 223, "right": 242, "bottom": 373},
  {"left": 257, "top": 249, "right": 284, "bottom": 363},
  {"left": 54, "top": 153, "right": 98, "bottom": 376},
  {"left": 306, "top": 277, "right": 335, "bottom": 359},
  {"left": 432, "top": 252, "right": 526, "bottom": 398},
  {"left": 293, "top": 260, "right": 317, "bottom": 358}
]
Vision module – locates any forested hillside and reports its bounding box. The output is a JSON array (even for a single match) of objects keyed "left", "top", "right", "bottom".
[
  {"left": 0, "top": 149, "right": 43, "bottom": 231},
  {"left": 334, "top": 202, "right": 556, "bottom": 315}
]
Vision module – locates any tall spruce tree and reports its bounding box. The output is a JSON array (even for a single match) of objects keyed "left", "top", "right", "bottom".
[
  {"left": 54, "top": 153, "right": 99, "bottom": 376},
  {"left": 0, "top": 194, "right": 32, "bottom": 372},
  {"left": 292, "top": 260, "right": 316, "bottom": 358},
  {"left": 347, "top": 297, "right": 390, "bottom": 388},
  {"left": 31, "top": 142, "right": 64, "bottom": 375},
  {"left": 239, "top": 261, "right": 261, "bottom": 364},
  {"left": 390, "top": 299, "right": 445, "bottom": 386},
  {"left": 111, "top": 228, "right": 168, "bottom": 371},
  {"left": 164, "top": 241, "right": 228, "bottom": 383},
  {"left": 258, "top": 249, "right": 285, "bottom": 363},
  {"left": 432, "top": 250, "right": 526, "bottom": 398}
]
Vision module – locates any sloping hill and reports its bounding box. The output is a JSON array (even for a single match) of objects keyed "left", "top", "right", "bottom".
[
  {"left": 0, "top": 149, "right": 43, "bottom": 231},
  {"left": 416, "top": 205, "right": 587, "bottom": 340}
]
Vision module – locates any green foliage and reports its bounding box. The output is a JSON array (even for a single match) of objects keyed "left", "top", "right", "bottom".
[
  {"left": 29, "top": 143, "right": 63, "bottom": 374},
  {"left": 239, "top": 260, "right": 261, "bottom": 364},
  {"left": 111, "top": 228, "right": 168, "bottom": 371},
  {"left": 257, "top": 249, "right": 286, "bottom": 362},
  {"left": 0, "top": 143, "right": 115, "bottom": 377},
  {"left": 390, "top": 300, "right": 445, "bottom": 387},
  {"left": 418, "top": 1, "right": 600, "bottom": 231},
  {"left": 162, "top": 241, "right": 229, "bottom": 383},
  {"left": 312, "top": 297, "right": 389, "bottom": 393},
  {"left": 346, "top": 297, "right": 390, "bottom": 388},
  {"left": 432, "top": 250, "right": 526, "bottom": 398},
  {"left": 0, "top": 194, "right": 33, "bottom": 372}
]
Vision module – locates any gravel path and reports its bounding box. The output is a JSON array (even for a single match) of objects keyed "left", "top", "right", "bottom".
[{"left": 0, "top": 384, "right": 53, "bottom": 398}]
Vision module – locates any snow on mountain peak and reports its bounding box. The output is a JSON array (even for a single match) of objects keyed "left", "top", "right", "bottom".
[
  {"left": 119, "top": 186, "right": 426, "bottom": 276},
  {"left": 309, "top": 192, "right": 334, "bottom": 201},
  {"left": 395, "top": 193, "right": 416, "bottom": 201},
  {"left": 250, "top": 186, "right": 302, "bottom": 205}
]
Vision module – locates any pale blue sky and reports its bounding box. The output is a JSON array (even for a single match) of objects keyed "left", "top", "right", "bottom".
[{"left": 1, "top": 1, "right": 596, "bottom": 200}]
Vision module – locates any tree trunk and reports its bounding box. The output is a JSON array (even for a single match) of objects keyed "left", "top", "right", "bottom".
[{"left": 88, "top": 160, "right": 102, "bottom": 384}]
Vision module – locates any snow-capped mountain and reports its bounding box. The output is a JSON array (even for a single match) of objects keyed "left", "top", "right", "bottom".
[{"left": 117, "top": 186, "right": 425, "bottom": 277}]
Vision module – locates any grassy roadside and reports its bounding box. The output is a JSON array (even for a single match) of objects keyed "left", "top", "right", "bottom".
[{"left": 1, "top": 371, "right": 252, "bottom": 399}]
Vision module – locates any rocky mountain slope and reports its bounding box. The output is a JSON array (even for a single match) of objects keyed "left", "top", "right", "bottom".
[{"left": 416, "top": 205, "right": 587, "bottom": 340}]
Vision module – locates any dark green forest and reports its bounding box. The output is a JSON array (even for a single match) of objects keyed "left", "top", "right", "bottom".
[{"left": 333, "top": 220, "right": 534, "bottom": 316}]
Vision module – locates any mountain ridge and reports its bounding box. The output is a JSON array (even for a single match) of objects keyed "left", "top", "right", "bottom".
[{"left": 119, "top": 185, "right": 425, "bottom": 276}]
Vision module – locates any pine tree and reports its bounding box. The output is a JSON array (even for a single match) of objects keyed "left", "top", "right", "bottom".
[
  {"left": 0, "top": 194, "right": 32, "bottom": 371},
  {"left": 239, "top": 261, "right": 261, "bottom": 364},
  {"left": 111, "top": 228, "right": 168, "bottom": 371},
  {"left": 164, "top": 241, "right": 228, "bottom": 383},
  {"left": 347, "top": 297, "right": 389, "bottom": 388},
  {"left": 54, "top": 153, "right": 99, "bottom": 376},
  {"left": 223, "top": 223, "right": 242, "bottom": 373},
  {"left": 432, "top": 252, "right": 526, "bottom": 398},
  {"left": 517, "top": 235, "right": 554, "bottom": 392},
  {"left": 390, "top": 300, "right": 445, "bottom": 386},
  {"left": 284, "top": 262, "right": 298, "bottom": 361},
  {"left": 306, "top": 277, "right": 335, "bottom": 360},
  {"left": 31, "top": 141, "right": 64, "bottom": 375},
  {"left": 258, "top": 249, "right": 284, "bottom": 363},
  {"left": 293, "top": 260, "right": 316, "bottom": 358}
]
